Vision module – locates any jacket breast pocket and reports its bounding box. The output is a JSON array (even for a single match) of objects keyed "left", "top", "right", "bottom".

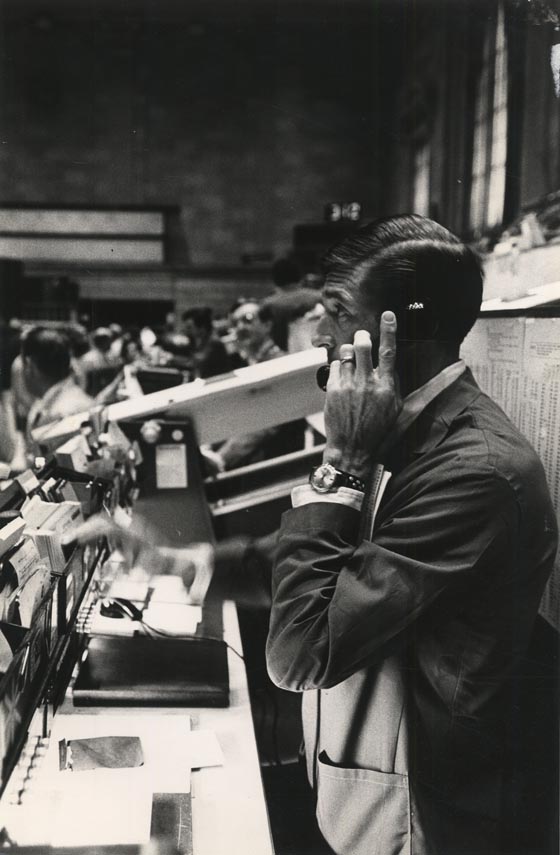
[{"left": 316, "top": 751, "right": 410, "bottom": 855}]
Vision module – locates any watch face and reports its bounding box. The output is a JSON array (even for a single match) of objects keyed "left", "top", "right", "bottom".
[{"left": 311, "top": 463, "right": 337, "bottom": 492}]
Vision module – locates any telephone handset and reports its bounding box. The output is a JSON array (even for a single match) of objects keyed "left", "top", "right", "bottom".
[
  {"left": 316, "top": 298, "right": 434, "bottom": 390},
  {"left": 394, "top": 297, "right": 434, "bottom": 343}
]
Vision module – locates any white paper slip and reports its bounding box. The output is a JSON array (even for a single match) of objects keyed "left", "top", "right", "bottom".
[
  {"left": 107, "top": 578, "right": 151, "bottom": 601},
  {"left": 155, "top": 443, "right": 188, "bottom": 489},
  {"left": 51, "top": 778, "right": 153, "bottom": 847},
  {"left": 16, "top": 566, "right": 51, "bottom": 626},
  {"left": 21, "top": 495, "right": 57, "bottom": 528},
  {"left": 0, "top": 517, "right": 26, "bottom": 559},
  {"left": 142, "top": 602, "right": 202, "bottom": 635},
  {"left": 189, "top": 730, "right": 224, "bottom": 769},
  {"left": 1, "top": 778, "right": 153, "bottom": 848},
  {"left": 15, "top": 470, "right": 40, "bottom": 495},
  {"left": 9, "top": 536, "right": 43, "bottom": 587},
  {"left": 150, "top": 574, "right": 191, "bottom": 604}
]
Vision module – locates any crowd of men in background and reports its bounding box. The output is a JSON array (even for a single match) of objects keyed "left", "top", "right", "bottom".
[{"left": 0, "top": 257, "right": 323, "bottom": 474}]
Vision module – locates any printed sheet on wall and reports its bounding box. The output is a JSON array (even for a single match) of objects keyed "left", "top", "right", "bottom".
[{"left": 461, "top": 316, "right": 560, "bottom": 631}]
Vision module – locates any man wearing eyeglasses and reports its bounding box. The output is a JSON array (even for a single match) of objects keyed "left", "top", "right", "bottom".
[
  {"left": 265, "top": 215, "right": 558, "bottom": 855},
  {"left": 229, "top": 300, "right": 283, "bottom": 366},
  {"left": 203, "top": 300, "right": 305, "bottom": 472},
  {"left": 69, "top": 216, "right": 558, "bottom": 855}
]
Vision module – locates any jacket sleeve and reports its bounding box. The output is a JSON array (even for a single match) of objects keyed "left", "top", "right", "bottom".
[{"left": 266, "top": 464, "right": 520, "bottom": 691}]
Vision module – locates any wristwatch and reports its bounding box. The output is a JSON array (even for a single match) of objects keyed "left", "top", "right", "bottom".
[{"left": 309, "top": 462, "right": 366, "bottom": 494}]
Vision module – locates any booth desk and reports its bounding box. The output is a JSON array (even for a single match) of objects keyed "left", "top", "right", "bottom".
[
  {"left": 0, "top": 589, "right": 274, "bottom": 855},
  {"left": 13, "top": 350, "right": 328, "bottom": 852},
  {"left": 64, "top": 600, "right": 274, "bottom": 855},
  {"left": 0, "top": 442, "right": 275, "bottom": 853}
]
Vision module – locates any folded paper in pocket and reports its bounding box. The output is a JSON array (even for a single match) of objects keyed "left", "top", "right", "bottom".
[{"left": 59, "top": 735, "right": 144, "bottom": 771}]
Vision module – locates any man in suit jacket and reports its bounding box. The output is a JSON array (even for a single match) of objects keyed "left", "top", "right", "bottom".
[
  {"left": 266, "top": 215, "right": 558, "bottom": 855},
  {"left": 210, "top": 300, "right": 305, "bottom": 471},
  {"left": 67, "top": 216, "right": 558, "bottom": 854}
]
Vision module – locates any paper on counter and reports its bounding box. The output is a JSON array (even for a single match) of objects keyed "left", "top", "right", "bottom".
[
  {"left": 0, "top": 717, "right": 224, "bottom": 848},
  {"left": 189, "top": 730, "right": 224, "bottom": 769},
  {"left": 106, "top": 578, "right": 151, "bottom": 602},
  {"left": 107, "top": 574, "right": 190, "bottom": 605},
  {"left": 142, "top": 602, "right": 202, "bottom": 635},
  {"left": 0, "top": 782, "right": 152, "bottom": 852},
  {"left": 51, "top": 777, "right": 153, "bottom": 847},
  {"left": 42, "top": 713, "right": 192, "bottom": 793},
  {"left": 150, "top": 574, "right": 191, "bottom": 604}
]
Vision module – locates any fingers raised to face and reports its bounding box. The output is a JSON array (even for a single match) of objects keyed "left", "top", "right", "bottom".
[
  {"left": 377, "top": 311, "right": 397, "bottom": 379},
  {"left": 338, "top": 343, "right": 355, "bottom": 378},
  {"left": 352, "top": 329, "right": 373, "bottom": 381},
  {"left": 327, "top": 316, "right": 398, "bottom": 385}
]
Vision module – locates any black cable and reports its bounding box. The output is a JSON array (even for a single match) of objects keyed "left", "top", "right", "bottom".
[
  {"left": 268, "top": 684, "right": 281, "bottom": 767},
  {"left": 138, "top": 619, "right": 245, "bottom": 662}
]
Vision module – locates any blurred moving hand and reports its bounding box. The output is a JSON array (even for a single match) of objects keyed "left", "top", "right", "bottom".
[{"left": 62, "top": 512, "right": 197, "bottom": 590}]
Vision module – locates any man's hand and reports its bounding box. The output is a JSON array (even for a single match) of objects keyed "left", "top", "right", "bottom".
[
  {"left": 323, "top": 312, "right": 403, "bottom": 480},
  {"left": 199, "top": 444, "right": 225, "bottom": 476},
  {"left": 63, "top": 512, "right": 159, "bottom": 569},
  {"left": 62, "top": 512, "right": 196, "bottom": 590}
]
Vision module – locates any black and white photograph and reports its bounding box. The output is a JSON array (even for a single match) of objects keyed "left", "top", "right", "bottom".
[{"left": 0, "top": 0, "right": 558, "bottom": 852}]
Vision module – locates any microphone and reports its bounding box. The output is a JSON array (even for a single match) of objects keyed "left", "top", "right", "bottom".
[
  {"left": 316, "top": 364, "right": 330, "bottom": 391},
  {"left": 316, "top": 356, "right": 356, "bottom": 391}
]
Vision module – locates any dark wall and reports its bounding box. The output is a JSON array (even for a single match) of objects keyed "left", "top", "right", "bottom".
[{"left": 0, "top": 3, "right": 387, "bottom": 266}]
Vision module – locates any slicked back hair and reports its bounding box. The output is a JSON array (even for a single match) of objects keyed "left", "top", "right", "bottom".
[{"left": 322, "top": 214, "right": 483, "bottom": 346}]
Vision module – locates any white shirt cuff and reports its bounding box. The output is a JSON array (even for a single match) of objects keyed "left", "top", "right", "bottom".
[{"left": 291, "top": 484, "right": 364, "bottom": 512}]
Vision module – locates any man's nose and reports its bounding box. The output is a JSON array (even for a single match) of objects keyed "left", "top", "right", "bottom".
[{"left": 312, "top": 314, "right": 334, "bottom": 350}]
